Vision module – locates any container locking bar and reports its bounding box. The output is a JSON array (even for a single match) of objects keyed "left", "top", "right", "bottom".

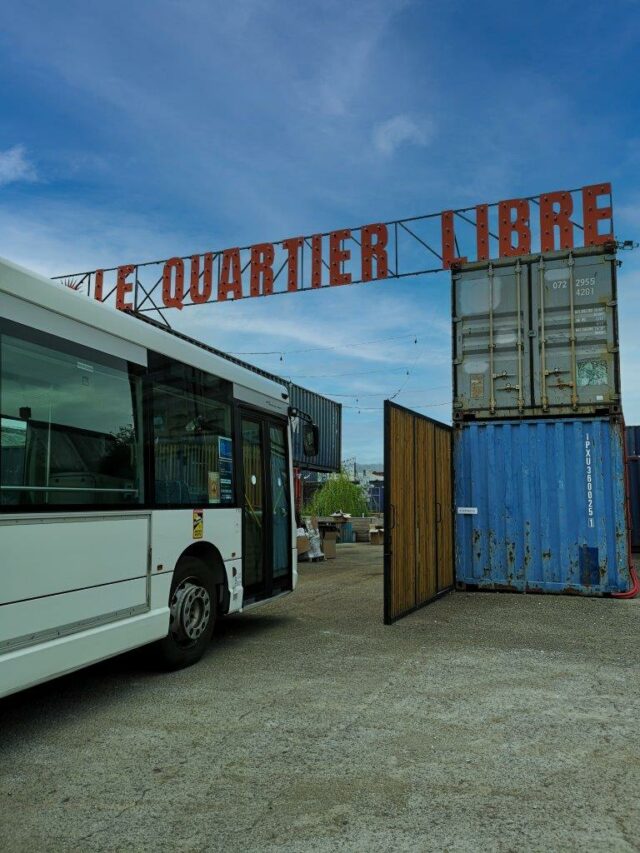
[
  {"left": 567, "top": 254, "right": 579, "bottom": 410},
  {"left": 515, "top": 259, "right": 524, "bottom": 413},
  {"left": 538, "top": 257, "right": 549, "bottom": 412},
  {"left": 488, "top": 263, "right": 496, "bottom": 415}
]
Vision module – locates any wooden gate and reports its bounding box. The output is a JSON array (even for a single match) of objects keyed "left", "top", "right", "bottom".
[{"left": 383, "top": 401, "right": 454, "bottom": 624}]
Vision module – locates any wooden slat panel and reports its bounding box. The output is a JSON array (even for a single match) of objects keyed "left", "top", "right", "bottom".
[
  {"left": 436, "top": 426, "right": 454, "bottom": 591},
  {"left": 385, "top": 401, "right": 453, "bottom": 623},
  {"left": 415, "top": 418, "right": 437, "bottom": 603},
  {"left": 389, "top": 406, "right": 416, "bottom": 619}
]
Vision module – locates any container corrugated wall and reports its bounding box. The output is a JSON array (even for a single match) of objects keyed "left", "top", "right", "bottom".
[
  {"left": 454, "top": 418, "right": 630, "bottom": 595},
  {"left": 288, "top": 384, "right": 342, "bottom": 473},
  {"left": 626, "top": 425, "right": 640, "bottom": 552},
  {"left": 452, "top": 246, "right": 621, "bottom": 421}
]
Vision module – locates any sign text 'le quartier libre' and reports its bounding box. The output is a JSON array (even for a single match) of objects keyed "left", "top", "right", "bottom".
[{"left": 76, "top": 183, "right": 614, "bottom": 312}]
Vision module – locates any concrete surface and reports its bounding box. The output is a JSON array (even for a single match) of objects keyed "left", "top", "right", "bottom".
[{"left": 1, "top": 543, "right": 639, "bottom": 852}]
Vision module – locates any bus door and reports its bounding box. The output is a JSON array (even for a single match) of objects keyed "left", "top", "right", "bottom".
[{"left": 240, "top": 413, "right": 292, "bottom": 602}]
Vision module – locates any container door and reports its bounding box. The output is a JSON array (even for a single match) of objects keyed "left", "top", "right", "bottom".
[
  {"left": 531, "top": 250, "right": 620, "bottom": 416},
  {"left": 384, "top": 401, "right": 453, "bottom": 624},
  {"left": 453, "top": 261, "right": 530, "bottom": 420}
]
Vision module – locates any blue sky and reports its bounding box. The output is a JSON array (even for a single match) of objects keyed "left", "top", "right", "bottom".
[{"left": 1, "top": 0, "right": 639, "bottom": 462}]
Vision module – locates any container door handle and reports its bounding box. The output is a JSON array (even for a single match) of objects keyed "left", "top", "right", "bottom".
[
  {"left": 436, "top": 502, "right": 442, "bottom": 524},
  {"left": 389, "top": 503, "right": 396, "bottom": 531}
]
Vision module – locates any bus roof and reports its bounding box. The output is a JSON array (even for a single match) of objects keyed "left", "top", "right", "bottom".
[{"left": 0, "top": 255, "right": 289, "bottom": 401}]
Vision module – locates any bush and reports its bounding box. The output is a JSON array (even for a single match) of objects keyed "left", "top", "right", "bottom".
[{"left": 304, "top": 473, "right": 369, "bottom": 517}]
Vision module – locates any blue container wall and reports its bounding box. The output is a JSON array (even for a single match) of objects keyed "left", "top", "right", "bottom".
[
  {"left": 454, "top": 419, "right": 630, "bottom": 595},
  {"left": 626, "top": 426, "right": 640, "bottom": 551}
]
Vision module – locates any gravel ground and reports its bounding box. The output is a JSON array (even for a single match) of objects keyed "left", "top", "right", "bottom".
[{"left": 1, "top": 543, "right": 639, "bottom": 852}]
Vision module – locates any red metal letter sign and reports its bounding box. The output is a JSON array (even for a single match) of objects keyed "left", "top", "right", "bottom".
[
  {"left": 582, "top": 183, "right": 613, "bottom": 246},
  {"left": 539, "top": 191, "right": 574, "bottom": 252},
  {"left": 441, "top": 211, "right": 468, "bottom": 269},
  {"left": 282, "top": 237, "right": 304, "bottom": 292},
  {"left": 250, "top": 243, "right": 275, "bottom": 297},
  {"left": 475, "top": 205, "right": 489, "bottom": 261},
  {"left": 162, "top": 257, "right": 185, "bottom": 310},
  {"left": 115, "top": 265, "right": 136, "bottom": 311},
  {"left": 311, "top": 235, "right": 322, "bottom": 288},
  {"left": 218, "top": 248, "right": 243, "bottom": 301},
  {"left": 329, "top": 229, "right": 352, "bottom": 286},
  {"left": 190, "top": 253, "right": 213, "bottom": 304},
  {"left": 498, "top": 199, "right": 531, "bottom": 257},
  {"left": 94, "top": 269, "right": 104, "bottom": 301},
  {"left": 361, "top": 224, "right": 389, "bottom": 282}
]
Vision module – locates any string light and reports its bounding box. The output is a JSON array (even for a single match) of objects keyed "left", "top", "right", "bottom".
[{"left": 228, "top": 332, "right": 419, "bottom": 356}]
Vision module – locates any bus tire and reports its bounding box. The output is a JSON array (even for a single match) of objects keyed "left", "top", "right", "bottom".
[{"left": 157, "top": 557, "right": 217, "bottom": 670}]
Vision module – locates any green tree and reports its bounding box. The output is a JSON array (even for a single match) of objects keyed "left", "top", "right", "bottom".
[{"left": 305, "top": 473, "right": 369, "bottom": 517}]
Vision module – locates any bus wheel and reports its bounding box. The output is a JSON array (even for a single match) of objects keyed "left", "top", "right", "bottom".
[{"left": 158, "top": 557, "right": 217, "bottom": 669}]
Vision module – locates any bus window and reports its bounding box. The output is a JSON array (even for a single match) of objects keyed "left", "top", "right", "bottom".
[
  {"left": 148, "top": 353, "right": 234, "bottom": 506},
  {"left": 0, "top": 323, "right": 144, "bottom": 507}
]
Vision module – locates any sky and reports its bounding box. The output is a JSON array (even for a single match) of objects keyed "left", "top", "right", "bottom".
[{"left": 1, "top": 0, "right": 640, "bottom": 464}]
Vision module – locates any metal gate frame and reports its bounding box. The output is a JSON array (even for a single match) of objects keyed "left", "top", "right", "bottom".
[{"left": 383, "top": 401, "right": 454, "bottom": 624}]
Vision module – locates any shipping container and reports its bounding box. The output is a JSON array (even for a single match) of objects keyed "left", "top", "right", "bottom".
[
  {"left": 287, "top": 383, "right": 342, "bottom": 472},
  {"left": 452, "top": 246, "right": 621, "bottom": 420},
  {"left": 454, "top": 418, "right": 631, "bottom": 595},
  {"left": 626, "top": 425, "right": 640, "bottom": 552}
]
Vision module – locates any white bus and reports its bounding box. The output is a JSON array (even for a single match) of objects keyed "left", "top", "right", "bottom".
[{"left": 0, "top": 257, "right": 317, "bottom": 698}]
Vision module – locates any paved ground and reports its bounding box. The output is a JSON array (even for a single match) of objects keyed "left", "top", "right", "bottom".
[{"left": 1, "top": 544, "right": 639, "bottom": 852}]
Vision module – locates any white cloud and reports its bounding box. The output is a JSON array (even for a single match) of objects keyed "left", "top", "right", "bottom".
[
  {"left": 372, "top": 115, "right": 435, "bottom": 157},
  {"left": 0, "top": 145, "right": 37, "bottom": 187}
]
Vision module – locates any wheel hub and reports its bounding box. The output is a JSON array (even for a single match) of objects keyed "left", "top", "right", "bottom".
[{"left": 170, "top": 580, "right": 211, "bottom": 644}]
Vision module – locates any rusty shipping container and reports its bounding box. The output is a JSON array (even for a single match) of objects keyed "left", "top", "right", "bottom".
[
  {"left": 452, "top": 246, "right": 621, "bottom": 420},
  {"left": 454, "top": 418, "right": 631, "bottom": 595}
]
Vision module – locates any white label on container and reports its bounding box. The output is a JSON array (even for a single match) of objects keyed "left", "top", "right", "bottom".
[
  {"left": 457, "top": 507, "right": 478, "bottom": 515},
  {"left": 585, "top": 433, "right": 595, "bottom": 529}
]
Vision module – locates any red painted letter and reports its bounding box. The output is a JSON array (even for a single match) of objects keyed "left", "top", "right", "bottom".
[
  {"left": 498, "top": 199, "right": 531, "bottom": 257},
  {"left": 476, "top": 205, "right": 489, "bottom": 261},
  {"left": 116, "top": 265, "right": 135, "bottom": 311},
  {"left": 539, "top": 191, "right": 574, "bottom": 252},
  {"left": 218, "top": 248, "right": 243, "bottom": 301},
  {"left": 329, "top": 229, "right": 352, "bottom": 286},
  {"left": 282, "top": 237, "right": 304, "bottom": 291},
  {"left": 441, "top": 211, "right": 468, "bottom": 269},
  {"left": 311, "top": 235, "right": 322, "bottom": 288},
  {"left": 250, "top": 243, "right": 275, "bottom": 297},
  {"left": 94, "top": 269, "right": 104, "bottom": 301},
  {"left": 582, "top": 182, "right": 613, "bottom": 246},
  {"left": 190, "top": 253, "right": 213, "bottom": 305},
  {"left": 361, "top": 224, "right": 388, "bottom": 282},
  {"left": 162, "top": 257, "right": 185, "bottom": 310}
]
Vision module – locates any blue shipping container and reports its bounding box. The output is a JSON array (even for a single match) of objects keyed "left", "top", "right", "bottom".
[{"left": 454, "top": 419, "right": 630, "bottom": 595}]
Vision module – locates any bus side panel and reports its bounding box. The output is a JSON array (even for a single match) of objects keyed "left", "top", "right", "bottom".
[
  {"left": 149, "top": 508, "right": 244, "bottom": 612},
  {"left": 0, "top": 578, "right": 148, "bottom": 646},
  {"left": 0, "top": 514, "right": 151, "bottom": 603},
  {"left": 0, "top": 513, "right": 151, "bottom": 653},
  {"left": 0, "top": 609, "right": 169, "bottom": 699}
]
